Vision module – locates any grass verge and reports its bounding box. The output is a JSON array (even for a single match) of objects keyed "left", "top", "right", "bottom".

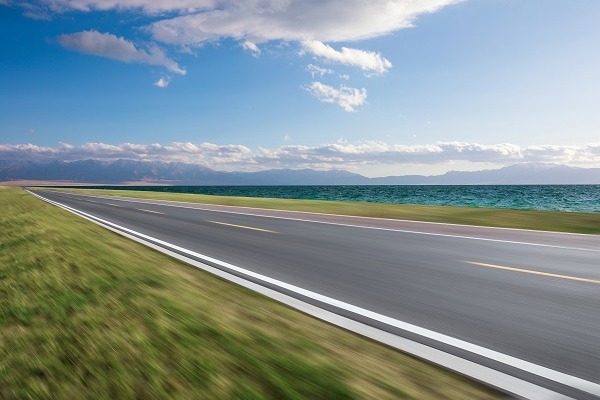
[
  {"left": 0, "top": 187, "right": 500, "bottom": 399},
  {"left": 50, "top": 187, "right": 600, "bottom": 234}
]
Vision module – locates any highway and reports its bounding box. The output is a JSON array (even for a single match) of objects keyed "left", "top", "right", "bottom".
[{"left": 30, "top": 189, "right": 600, "bottom": 399}]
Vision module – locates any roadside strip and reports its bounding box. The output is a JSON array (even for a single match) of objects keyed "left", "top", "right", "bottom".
[{"left": 28, "top": 190, "right": 600, "bottom": 399}]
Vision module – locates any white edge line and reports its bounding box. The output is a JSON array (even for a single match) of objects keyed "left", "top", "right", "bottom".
[
  {"left": 46, "top": 188, "right": 600, "bottom": 237},
  {"left": 43, "top": 190, "right": 600, "bottom": 253},
  {"left": 28, "top": 190, "right": 599, "bottom": 398}
]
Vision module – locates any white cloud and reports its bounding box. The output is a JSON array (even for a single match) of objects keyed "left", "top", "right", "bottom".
[
  {"left": 7, "top": 140, "right": 598, "bottom": 172},
  {"left": 21, "top": 0, "right": 462, "bottom": 39},
  {"left": 146, "top": 0, "right": 462, "bottom": 45},
  {"left": 339, "top": 74, "right": 350, "bottom": 80},
  {"left": 58, "top": 30, "right": 186, "bottom": 75},
  {"left": 305, "top": 82, "right": 367, "bottom": 112},
  {"left": 154, "top": 76, "right": 171, "bottom": 88},
  {"left": 301, "top": 40, "right": 391, "bottom": 74},
  {"left": 241, "top": 40, "right": 261, "bottom": 56},
  {"left": 252, "top": 142, "right": 600, "bottom": 169},
  {"left": 306, "top": 64, "right": 333, "bottom": 78},
  {"left": 14, "top": 1, "right": 461, "bottom": 105},
  {"left": 0, "top": 142, "right": 252, "bottom": 166},
  {"left": 18, "top": 0, "right": 463, "bottom": 53}
]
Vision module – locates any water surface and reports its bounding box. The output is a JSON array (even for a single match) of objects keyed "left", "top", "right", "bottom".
[{"left": 69, "top": 185, "right": 600, "bottom": 213}]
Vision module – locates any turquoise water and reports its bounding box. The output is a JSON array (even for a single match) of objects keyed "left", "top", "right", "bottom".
[{"left": 76, "top": 185, "right": 600, "bottom": 213}]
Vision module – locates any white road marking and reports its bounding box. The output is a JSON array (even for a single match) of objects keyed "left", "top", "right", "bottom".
[
  {"left": 28, "top": 190, "right": 600, "bottom": 398},
  {"left": 466, "top": 261, "right": 600, "bottom": 285},
  {"left": 138, "top": 208, "right": 164, "bottom": 214},
  {"left": 209, "top": 220, "right": 277, "bottom": 233}
]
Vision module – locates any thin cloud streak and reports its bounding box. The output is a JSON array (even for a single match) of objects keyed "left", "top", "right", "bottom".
[
  {"left": 301, "top": 41, "right": 392, "bottom": 75},
  {"left": 58, "top": 30, "right": 186, "bottom": 75},
  {"left": 306, "top": 64, "right": 333, "bottom": 78}
]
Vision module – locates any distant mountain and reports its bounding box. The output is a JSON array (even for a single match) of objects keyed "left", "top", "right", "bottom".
[
  {"left": 374, "top": 163, "right": 600, "bottom": 185},
  {"left": 0, "top": 159, "right": 226, "bottom": 184},
  {"left": 0, "top": 159, "right": 598, "bottom": 185},
  {"left": 0, "top": 159, "right": 369, "bottom": 185}
]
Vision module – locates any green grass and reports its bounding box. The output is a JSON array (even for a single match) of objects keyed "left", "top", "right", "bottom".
[
  {"left": 0, "top": 186, "right": 500, "bottom": 399},
  {"left": 51, "top": 187, "right": 600, "bottom": 234}
]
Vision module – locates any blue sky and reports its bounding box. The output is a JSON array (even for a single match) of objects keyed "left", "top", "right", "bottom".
[{"left": 1, "top": 0, "right": 599, "bottom": 176}]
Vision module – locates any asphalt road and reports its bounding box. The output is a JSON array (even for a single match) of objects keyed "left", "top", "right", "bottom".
[{"left": 31, "top": 189, "right": 600, "bottom": 398}]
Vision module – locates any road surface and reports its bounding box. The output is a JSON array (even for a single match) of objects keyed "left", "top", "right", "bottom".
[{"left": 30, "top": 189, "right": 600, "bottom": 399}]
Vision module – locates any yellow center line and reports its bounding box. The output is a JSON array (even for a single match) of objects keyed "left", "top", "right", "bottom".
[
  {"left": 138, "top": 209, "right": 164, "bottom": 214},
  {"left": 208, "top": 220, "right": 278, "bottom": 234},
  {"left": 464, "top": 261, "right": 600, "bottom": 285}
]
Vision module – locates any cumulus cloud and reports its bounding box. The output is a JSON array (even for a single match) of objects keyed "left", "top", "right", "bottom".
[
  {"left": 58, "top": 30, "right": 186, "bottom": 75},
  {"left": 305, "top": 82, "right": 367, "bottom": 112},
  {"left": 14, "top": 1, "right": 461, "bottom": 54},
  {"left": 4, "top": 141, "right": 599, "bottom": 171},
  {"left": 306, "top": 64, "right": 333, "bottom": 78},
  {"left": 0, "top": 142, "right": 252, "bottom": 166},
  {"left": 301, "top": 41, "right": 392, "bottom": 75},
  {"left": 146, "top": 0, "right": 461, "bottom": 45},
  {"left": 18, "top": 0, "right": 461, "bottom": 40},
  {"left": 16, "top": 0, "right": 461, "bottom": 43},
  {"left": 154, "top": 76, "right": 171, "bottom": 88},
  {"left": 244, "top": 141, "right": 600, "bottom": 169}
]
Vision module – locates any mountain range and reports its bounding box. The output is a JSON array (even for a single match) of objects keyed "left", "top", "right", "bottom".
[{"left": 0, "top": 159, "right": 598, "bottom": 185}]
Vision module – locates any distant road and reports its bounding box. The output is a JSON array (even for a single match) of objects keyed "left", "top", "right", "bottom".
[{"left": 31, "top": 189, "right": 600, "bottom": 399}]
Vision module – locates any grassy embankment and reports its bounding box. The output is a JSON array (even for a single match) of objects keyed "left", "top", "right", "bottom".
[
  {"left": 53, "top": 187, "right": 600, "bottom": 234},
  {"left": 0, "top": 186, "right": 499, "bottom": 399}
]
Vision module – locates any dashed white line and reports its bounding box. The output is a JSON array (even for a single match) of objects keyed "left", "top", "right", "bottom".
[
  {"left": 138, "top": 208, "right": 164, "bottom": 214},
  {"left": 208, "top": 220, "right": 277, "bottom": 233},
  {"left": 465, "top": 261, "right": 600, "bottom": 285}
]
